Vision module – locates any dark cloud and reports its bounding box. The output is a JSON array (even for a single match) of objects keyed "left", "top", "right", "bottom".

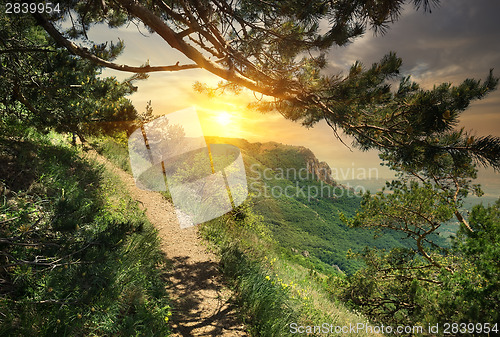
[
  {"left": 322, "top": 0, "right": 500, "bottom": 193},
  {"left": 327, "top": 0, "right": 500, "bottom": 83}
]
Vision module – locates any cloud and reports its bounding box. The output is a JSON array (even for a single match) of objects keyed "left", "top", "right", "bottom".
[{"left": 326, "top": 0, "right": 500, "bottom": 84}]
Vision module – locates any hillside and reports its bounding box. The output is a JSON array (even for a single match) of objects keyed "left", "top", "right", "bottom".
[
  {"left": 0, "top": 132, "right": 173, "bottom": 336},
  {"left": 90, "top": 134, "right": 499, "bottom": 336},
  {"left": 206, "top": 136, "right": 412, "bottom": 275},
  {"left": 90, "top": 135, "right": 382, "bottom": 336}
]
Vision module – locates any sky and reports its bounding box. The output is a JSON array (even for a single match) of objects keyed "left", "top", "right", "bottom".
[{"left": 87, "top": 0, "right": 500, "bottom": 200}]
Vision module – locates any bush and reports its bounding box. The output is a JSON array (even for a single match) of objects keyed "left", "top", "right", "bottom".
[{"left": 0, "top": 131, "right": 171, "bottom": 336}]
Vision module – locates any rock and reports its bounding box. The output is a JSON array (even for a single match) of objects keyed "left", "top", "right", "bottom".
[
  {"left": 306, "top": 158, "right": 336, "bottom": 185},
  {"left": 332, "top": 264, "right": 344, "bottom": 274}
]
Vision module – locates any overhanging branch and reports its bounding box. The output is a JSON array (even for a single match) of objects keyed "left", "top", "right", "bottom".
[
  {"left": 33, "top": 0, "right": 298, "bottom": 100},
  {"left": 115, "top": 0, "right": 286, "bottom": 97},
  {"left": 32, "top": 12, "right": 199, "bottom": 73}
]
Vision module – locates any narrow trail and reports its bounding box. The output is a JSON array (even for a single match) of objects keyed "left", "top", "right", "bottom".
[{"left": 86, "top": 149, "right": 248, "bottom": 337}]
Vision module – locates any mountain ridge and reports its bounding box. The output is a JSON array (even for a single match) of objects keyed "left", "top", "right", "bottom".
[{"left": 205, "top": 136, "right": 337, "bottom": 186}]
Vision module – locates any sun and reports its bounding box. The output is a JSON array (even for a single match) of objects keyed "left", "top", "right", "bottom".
[{"left": 214, "top": 111, "right": 232, "bottom": 126}]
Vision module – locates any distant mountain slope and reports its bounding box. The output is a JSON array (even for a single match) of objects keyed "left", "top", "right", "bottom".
[
  {"left": 206, "top": 136, "right": 411, "bottom": 274},
  {"left": 207, "top": 137, "right": 336, "bottom": 185}
]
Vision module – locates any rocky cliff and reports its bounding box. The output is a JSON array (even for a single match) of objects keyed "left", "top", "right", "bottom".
[{"left": 205, "top": 136, "right": 337, "bottom": 186}]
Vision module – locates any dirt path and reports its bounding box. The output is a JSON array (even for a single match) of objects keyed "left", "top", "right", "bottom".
[{"left": 87, "top": 149, "right": 247, "bottom": 337}]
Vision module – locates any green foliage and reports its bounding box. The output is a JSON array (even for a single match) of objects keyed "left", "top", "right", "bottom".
[
  {"left": 198, "top": 205, "right": 298, "bottom": 337},
  {"left": 0, "top": 11, "right": 142, "bottom": 139},
  {"left": 211, "top": 137, "right": 412, "bottom": 275},
  {"left": 28, "top": 1, "right": 500, "bottom": 186},
  {"left": 88, "top": 132, "right": 498, "bottom": 335},
  {"left": 220, "top": 243, "right": 299, "bottom": 337},
  {"left": 448, "top": 200, "right": 500, "bottom": 323},
  {"left": 340, "top": 247, "right": 446, "bottom": 327},
  {"left": 341, "top": 200, "right": 500, "bottom": 333},
  {"left": 0, "top": 130, "right": 171, "bottom": 336},
  {"left": 344, "top": 179, "right": 453, "bottom": 262},
  {"left": 256, "top": 53, "right": 500, "bottom": 173},
  {"left": 33, "top": 1, "right": 500, "bottom": 180},
  {"left": 198, "top": 170, "right": 385, "bottom": 337},
  {"left": 339, "top": 123, "right": 498, "bottom": 333},
  {"left": 55, "top": 0, "right": 437, "bottom": 61},
  {"left": 199, "top": 204, "right": 374, "bottom": 337},
  {"left": 90, "top": 133, "right": 132, "bottom": 173},
  {"left": 338, "top": 115, "right": 492, "bottom": 321}
]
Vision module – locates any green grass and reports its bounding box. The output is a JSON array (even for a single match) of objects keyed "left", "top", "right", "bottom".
[
  {"left": 88, "top": 134, "right": 408, "bottom": 275},
  {"left": 199, "top": 205, "right": 378, "bottom": 337},
  {"left": 198, "top": 207, "right": 298, "bottom": 336},
  {"left": 89, "top": 133, "right": 132, "bottom": 173},
  {"left": 204, "top": 136, "right": 412, "bottom": 275},
  {"left": 88, "top": 135, "right": 393, "bottom": 336},
  {"left": 0, "top": 131, "right": 172, "bottom": 336}
]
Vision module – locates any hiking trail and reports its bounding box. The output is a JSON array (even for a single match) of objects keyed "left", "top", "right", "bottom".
[{"left": 87, "top": 149, "right": 248, "bottom": 337}]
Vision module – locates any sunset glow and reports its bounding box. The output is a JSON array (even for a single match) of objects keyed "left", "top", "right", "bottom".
[
  {"left": 197, "top": 104, "right": 252, "bottom": 139},
  {"left": 215, "top": 111, "right": 232, "bottom": 126}
]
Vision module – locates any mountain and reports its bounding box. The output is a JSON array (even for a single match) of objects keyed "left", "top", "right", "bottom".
[
  {"left": 207, "top": 137, "right": 339, "bottom": 186},
  {"left": 206, "top": 136, "right": 411, "bottom": 275}
]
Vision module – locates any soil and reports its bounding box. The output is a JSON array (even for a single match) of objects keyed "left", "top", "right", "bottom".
[{"left": 86, "top": 149, "right": 248, "bottom": 337}]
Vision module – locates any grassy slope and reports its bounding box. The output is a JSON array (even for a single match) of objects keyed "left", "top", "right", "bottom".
[
  {"left": 207, "top": 136, "right": 410, "bottom": 275},
  {"left": 0, "top": 131, "right": 171, "bottom": 336},
  {"left": 86, "top": 135, "right": 493, "bottom": 337},
  {"left": 92, "top": 133, "right": 404, "bottom": 275},
  {"left": 92, "top": 135, "right": 381, "bottom": 336},
  {"left": 199, "top": 205, "right": 376, "bottom": 337}
]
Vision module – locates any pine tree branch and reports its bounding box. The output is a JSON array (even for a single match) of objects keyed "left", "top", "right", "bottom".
[
  {"left": 454, "top": 210, "right": 473, "bottom": 232},
  {"left": 114, "top": 0, "right": 294, "bottom": 98},
  {"left": 0, "top": 238, "right": 60, "bottom": 247},
  {"left": 381, "top": 274, "right": 443, "bottom": 285},
  {"left": 32, "top": 12, "right": 200, "bottom": 73},
  {"left": 0, "top": 48, "right": 57, "bottom": 54}
]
